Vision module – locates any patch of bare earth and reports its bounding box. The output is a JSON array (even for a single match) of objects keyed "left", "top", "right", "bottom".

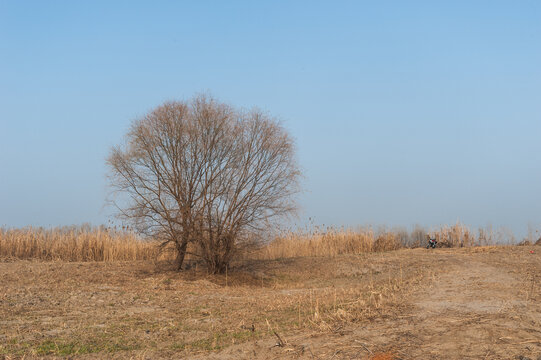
[{"left": 1, "top": 247, "right": 539, "bottom": 359}]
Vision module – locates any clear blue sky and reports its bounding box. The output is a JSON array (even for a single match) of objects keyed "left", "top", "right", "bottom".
[{"left": 1, "top": 1, "right": 540, "bottom": 238}]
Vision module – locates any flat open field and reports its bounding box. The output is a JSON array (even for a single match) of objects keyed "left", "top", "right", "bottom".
[{"left": 1, "top": 246, "right": 539, "bottom": 359}]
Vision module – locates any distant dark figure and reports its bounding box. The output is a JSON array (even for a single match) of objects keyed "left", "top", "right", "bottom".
[{"left": 426, "top": 235, "right": 437, "bottom": 249}]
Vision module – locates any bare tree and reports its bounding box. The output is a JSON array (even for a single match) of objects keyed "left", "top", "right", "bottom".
[{"left": 107, "top": 95, "right": 301, "bottom": 273}]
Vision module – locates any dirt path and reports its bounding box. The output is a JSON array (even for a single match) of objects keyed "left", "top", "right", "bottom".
[
  {"left": 352, "top": 253, "right": 540, "bottom": 359},
  {"left": 404, "top": 256, "right": 537, "bottom": 359},
  {"left": 207, "top": 250, "right": 541, "bottom": 359}
]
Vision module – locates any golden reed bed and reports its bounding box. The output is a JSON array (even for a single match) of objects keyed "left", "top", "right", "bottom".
[
  {"left": 0, "top": 226, "right": 157, "bottom": 261},
  {"left": 0, "top": 223, "right": 506, "bottom": 262}
]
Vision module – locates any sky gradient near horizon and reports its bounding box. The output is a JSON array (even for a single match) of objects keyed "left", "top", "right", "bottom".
[{"left": 1, "top": 1, "right": 540, "bottom": 238}]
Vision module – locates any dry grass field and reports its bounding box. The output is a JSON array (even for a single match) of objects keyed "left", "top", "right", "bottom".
[{"left": 1, "top": 228, "right": 540, "bottom": 359}]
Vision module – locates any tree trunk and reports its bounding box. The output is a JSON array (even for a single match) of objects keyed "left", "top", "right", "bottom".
[
  {"left": 211, "top": 253, "right": 230, "bottom": 274},
  {"left": 175, "top": 240, "right": 188, "bottom": 271},
  {"left": 216, "top": 262, "right": 228, "bottom": 274}
]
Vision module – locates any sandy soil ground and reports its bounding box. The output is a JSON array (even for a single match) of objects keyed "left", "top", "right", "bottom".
[
  {"left": 1, "top": 246, "right": 539, "bottom": 359},
  {"left": 202, "top": 247, "right": 541, "bottom": 360}
]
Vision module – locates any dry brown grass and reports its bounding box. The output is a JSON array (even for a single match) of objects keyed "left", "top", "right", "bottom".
[
  {"left": 433, "top": 223, "right": 477, "bottom": 247},
  {"left": 0, "top": 243, "right": 538, "bottom": 358},
  {"left": 0, "top": 249, "right": 430, "bottom": 358},
  {"left": 0, "top": 222, "right": 508, "bottom": 264},
  {"left": 252, "top": 228, "right": 400, "bottom": 260},
  {"left": 370, "top": 352, "right": 397, "bottom": 360},
  {"left": 251, "top": 222, "right": 497, "bottom": 261},
  {"left": 0, "top": 226, "right": 158, "bottom": 261}
]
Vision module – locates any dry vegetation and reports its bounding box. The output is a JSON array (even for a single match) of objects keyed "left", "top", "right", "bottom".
[
  {"left": 0, "top": 226, "right": 157, "bottom": 262},
  {"left": 0, "top": 252, "right": 424, "bottom": 357},
  {"left": 253, "top": 222, "right": 488, "bottom": 260},
  {"left": 0, "top": 222, "right": 521, "bottom": 263},
  {"left": 1, "top": 225, "right": 540, "bottom": 359}
]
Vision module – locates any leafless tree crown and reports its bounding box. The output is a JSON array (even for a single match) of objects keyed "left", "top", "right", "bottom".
[{"left": 107, "top": 95, "right": 301, "bottom": 273}]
